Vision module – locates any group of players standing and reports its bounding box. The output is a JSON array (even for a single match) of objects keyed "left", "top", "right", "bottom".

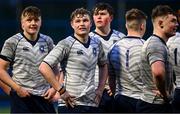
[{"left": 0, "top": 2, "right": 179, "bottom": 113}]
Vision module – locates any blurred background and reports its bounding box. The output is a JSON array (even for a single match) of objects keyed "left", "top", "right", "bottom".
[{"left": 0, "top": 0, "right": 179, "bottom": 113}]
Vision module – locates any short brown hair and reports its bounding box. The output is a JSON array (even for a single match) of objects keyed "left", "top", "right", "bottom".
[
  {"left": 151, "top": 5, "right": 175, "bottom": 22},
  {"left": 126, "top": 8, "right": 147, "bottom": 30},
  {"left": 21, "top": 6, "right": 41, "bottom": 20},
  {"left": 70, "top": 8, "right": 91, "bottom": 21}
]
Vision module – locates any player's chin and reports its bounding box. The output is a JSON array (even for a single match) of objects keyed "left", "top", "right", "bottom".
[
  {"left": 79, "top": 31, "right": 89, "bottom": 35},
  {"left": 29, "top": 30, "right": 39, "bottom": 34}
]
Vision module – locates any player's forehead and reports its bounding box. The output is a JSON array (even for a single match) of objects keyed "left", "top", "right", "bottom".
[
  {"left": 94, "top": 9, "right": 109, "bottom": 14},
  {"left": 165, "top": 14, "right": 177, "bottom": 20},
  {"left": 21, "top": 11, "right": 41, "bottom": 19},
  {"left": 73, "top": 14, "right": 90, "bottom": 20},
  {"left": 21, "top": 14, "right": 41, "bottom": 20}
]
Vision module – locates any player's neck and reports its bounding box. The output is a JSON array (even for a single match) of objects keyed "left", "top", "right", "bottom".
[
  {"left": 153, "top": 29, "right": 168, "bottom": 42},
  {"left": 23, "top": 31, "right": 38, "bottom": 41},
  {"left": 74, "top": 33, "right": 89, "bottom": 43},
  {"left": 95, "top": 26, "right": 111, "bottom": 36},
  {"left": 127, "top": 30, "right": 142, "bottom": 38}
]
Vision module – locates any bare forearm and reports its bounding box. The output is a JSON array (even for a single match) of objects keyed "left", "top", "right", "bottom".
[
  {"left": 152, "top": 61, "right": 168, "bottom": 100},
  {"left": 98, "top": 64, "right": 108, "bottom": 91},
  {"left": 0, "top": 80, "right": 11, "bottom": 95},
  {"left": 0, "top": 69, "right": 20, "bottom": 91},
  {"left": 109, "top": 75, "right": 116, "bottom": 94},
  {"left": 39, "top": 62, "right": 61, "bottom": 91},
  {"left": 154, "top": 75, "right": 168, "bottom": 99}
]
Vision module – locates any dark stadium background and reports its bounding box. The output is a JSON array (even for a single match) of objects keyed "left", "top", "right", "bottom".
[{"left": 0, "top": 0, "right": 179, "bottom": 113}]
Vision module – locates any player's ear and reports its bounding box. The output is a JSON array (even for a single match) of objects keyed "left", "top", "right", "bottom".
[
  {"left": 21, "top": 20, "right": 24, "bottom": 30},
  {"left": 125, "top": 23, "right": 128, "bottom": 29},
  {"left": 70, "top": 21, "right": 75, "bottom": 29},
  {"left": 109, "top": 15, "right": 113, "bottom": 22},
  {"left": 140, "top": 23, "right": 144, "bottom": 31},
  {"left": 158, "top": 19, "right": 164, "bottom": 29}
]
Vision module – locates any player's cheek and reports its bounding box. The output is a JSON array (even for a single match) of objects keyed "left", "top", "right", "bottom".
[{"left": 104, "top": 18, "right": 110, "bottom": 25}]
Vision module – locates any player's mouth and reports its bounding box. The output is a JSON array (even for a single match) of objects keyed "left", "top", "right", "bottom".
[
  {"left": 79, "top": 28, "right": 87, "bottom": 31},
  {"left": 29, "top": 27, "right": 38, "bottom": 30},
  {"left": 96, "top": 21, "right": 102, "bottom": 23}
]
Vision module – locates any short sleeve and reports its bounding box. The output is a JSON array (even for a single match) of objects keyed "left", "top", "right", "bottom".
[
  {"left": 147, "top": 42, "right": 167, "bottom": 65},
  {"left": 0, "top": 37, "right": 18, "bottom": 62},
  {"left": 43, "top": 38, "right": 71, "bottom": 68}
]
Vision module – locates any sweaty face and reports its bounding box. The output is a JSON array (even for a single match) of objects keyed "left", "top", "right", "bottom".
[
  {"left": 93, "top": 10, "right": 112, "bottom": 28},
  {"left": 71, "top": 14, "right": 91, "bottom": 37},
  {"left": 21, "top": 16, "right": 41, "bottom": 36}
]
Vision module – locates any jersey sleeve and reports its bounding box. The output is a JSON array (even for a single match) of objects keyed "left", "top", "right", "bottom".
[
  {"left": 0, "top": 37, "right": 18, "bottom": 62},
  {"left": 43, "top": 39, "right": 70, "bottom": 69},
  {"left": 147, "top": 42, "right": 167, "bottom": 65}
]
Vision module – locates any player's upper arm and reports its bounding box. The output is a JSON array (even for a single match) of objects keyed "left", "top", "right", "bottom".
[
  {"left": 1, "top": 37, "right": 19, "bottom": 62},
  {"left": 151, "top": 60, "right": 165, "bottom": 78},
  {"left": 0, "top": 58, "right": 10, "bottom": 70}
]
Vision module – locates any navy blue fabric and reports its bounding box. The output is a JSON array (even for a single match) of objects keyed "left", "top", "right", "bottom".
[
  {"left": 98, "top": 89, "right": 115, "bottom": 113},
  {"left": 10, "top": 90, "right": 55, "bottom": 113},
  {"left": 58, "top": 105, "right": 99, "bottom": 113},
  {"left": 136, "top": 99, "right": 172, "bottom": 113},
  {"left": 172, "top": 88, "right": 180, "bottom": 112},
  {"left": 114, "top": 94, "right": 138, "bottom": 112}
]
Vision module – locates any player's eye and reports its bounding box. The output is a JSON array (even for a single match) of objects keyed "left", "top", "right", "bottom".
[
  {"left": 34, "top": 18, "right": 40, "bottom": 22},
  {"left": 83, "top": 19, "right": 89, "bottom": 22},
  {"left": 75, "top": 19, "right": 80, "bottom": 23},
  {"left": 26, "top": 19, "right": 32, "bottom": 22}
]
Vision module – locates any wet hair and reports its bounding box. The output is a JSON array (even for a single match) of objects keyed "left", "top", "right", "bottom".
[
  {"left": 92, "top": 2, "right": 114, "bottom": 16},
  {"left": 70, "top": 8, "right": 91, "bottom": 21},
  {"left": 21, "top": 6, "right": 41, "bottom": 20}
]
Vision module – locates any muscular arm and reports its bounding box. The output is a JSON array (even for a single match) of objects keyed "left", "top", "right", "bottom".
[
  {"left": 108, "top": 62, "right": 116, "bottom": 95},
  {"left": 0, "top": 80, "right": 11, "bottom": 95},
  {"left": 95, "top": 63, "right": 108, "bottom": 104},
  {"left": 0, "top": 59, "right": 20, "bottom": 92},
  {"left": 151, "top": 61, "right": 168, "bottom": 100},
  {"left": 98, "top": 63, "right": 108, "bottom": 92},
  {"left": 39, "top": 62, "right": 76, "bottom": 107},
  {"left": 39, "top": 62, "right": 62, "bottom": 92}
]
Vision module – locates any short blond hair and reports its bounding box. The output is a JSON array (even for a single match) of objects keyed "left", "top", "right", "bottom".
[
  {"left": 126, "top": 8, "right": 147, "bottom": 30},
  {"left": 21, "top": 6, "right": 41, "bottom": 20}
]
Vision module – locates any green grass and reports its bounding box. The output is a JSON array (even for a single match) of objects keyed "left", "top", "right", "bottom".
[{"left": 0, "top": 107, "right": 10, "bottom": 113}]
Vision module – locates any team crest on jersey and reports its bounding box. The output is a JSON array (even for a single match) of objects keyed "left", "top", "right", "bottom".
[
  {"left": 39, "top": 45, "right": 45, "bottom": 53},
  {"left": 77, "top": 50, "right": 83, "bottom": 55},
  {"left": 93, "top": 48, "right": 97, "bottom": 56}
]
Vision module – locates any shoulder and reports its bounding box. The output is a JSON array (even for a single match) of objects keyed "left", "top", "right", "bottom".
[
  {"left": 112, "top": 29, "right": 126, "bottom": 38},
  {"left": 145, "top": 36, "right": 166, "bottom": 53},
  {"left": 167, "top": 33, "right": 180, "bottom": 49},
  {"left": 89, "top": 35, "right": 101, "bottom": 44},
  {"left": 39, "top": 33, "right": 53, "bottom": 43},
  {"left": 57, "top": 36, "right": 76, "bottom": 48},
  {"left": 145, "top": 36, "right": 160, "bottom": 47},
  {"left": 5, "top": 33, "right": 23, "bottom": 44}
]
